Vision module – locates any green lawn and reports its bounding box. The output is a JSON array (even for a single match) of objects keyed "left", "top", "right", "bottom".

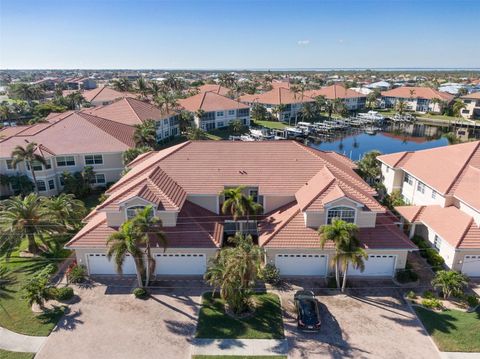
[
  {"left": 0, "top": 349, "right": 34, "bottom": 359},
  {"left": 192, "top": 356, "right": 287, "bottom": 359},
  {"left": 414, "top": 306, "right": 480, "bottom": 352},
  {"left": 0, "top": 241, "right": 68, "bottom": 336},
  {"left": 252, "top": 120, "right": 287, "bottom": 130},
  {"left": 196, "top": 293, "right": 284, "bottom": 339}
]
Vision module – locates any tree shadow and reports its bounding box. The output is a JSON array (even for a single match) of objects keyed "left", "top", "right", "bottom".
[
  {"left": 149, "top": 295, "right": 196, "bottom": 320},
  {"left": 53, "top": 307, "right": 84, "bottom": 331},
  {"left": 164, "top": 320, "right": 197, "bottom": 341}
]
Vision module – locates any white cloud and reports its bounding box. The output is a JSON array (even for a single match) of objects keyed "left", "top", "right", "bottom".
[{"left": 297, "top": 40, "right": 310, "bottom": 46}]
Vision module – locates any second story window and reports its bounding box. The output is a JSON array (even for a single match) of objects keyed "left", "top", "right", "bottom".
[
  {"left": 228, "top": 110, "right": 235, "bottom": 116},
  {"left": 6, "top": 159, "right": 14, "bottom": 170},
  {"left": 434, "top": 235, "right": 442, "bottom": 250},
  {"left": 216, "top": 111, "right": 224, "bottom": 117},
  {"left": 417, "top": 182, "right": 425, "bottom": 194},
  {"left": 432, "top": 190, "right": 437, "bottom": 199},
  {"left": 404, "top": 173, "right": 413, "bottom": 185},
  {"left": 126, "top": 205, "right": 153, "bottom": 220},
  {"left": 57, "top": 156, "right": 75, "bottom": 167},
  {"left": 327, "top": 206, "right": 355, "bottom": 224},
  {"left": 85, "top": 154, "right": 103, "bottom": 165}
]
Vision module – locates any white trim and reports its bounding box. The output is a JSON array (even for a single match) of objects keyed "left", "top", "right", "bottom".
[{"left": 325, "top": 205, "right": 358, "bottom": 224}]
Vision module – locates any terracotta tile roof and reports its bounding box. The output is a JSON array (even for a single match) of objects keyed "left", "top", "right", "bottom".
[
  {"left": 67, "top": 201, "right": 222, "bottom": 249},
  {"left": 197, "top": 84, "right": 230, "bottom": 96},
  {"left": 126, "top": 150, "right": 157, "bottom": 167},
  {"left": 259, "top": 203, "right": 413, "bottom": 249},
  {"left": 396, "top": 205, "right": 474, "bottom": 248},
  {"left": 381, "top": 87, "right": 454, "bottom": 102},
  {"left": 295, "top": 167, "right": 336, "bottom": 211},
  {"left": 83, "top": 97, "right": 172, "bottom": 126},
  {"left": 0, "top": 112, "right": 134, "bottom": 158},
  {"left": 377, "top": 141, "right": 480, "bottom": 195},
  {"left": 304, "top": 85, "right": 365, "bottom": 99},
  {"left": 44, "top": 111, "right": 76, "bottom": 123},
  {"left": 178, "top": 91, "right": 248, "bottom": 112},
  {"left": 452, "top": 165, "right": 480, "bottom": 211},
  {"left": 0, "top": 126, "right": 31, "bottom": 140},
  {"left": 240, "top": 87, "right": 315, "bottom": 105},
  {"left": 461, "top": 91, "right": 480, "bottom": 100},
  {"left": 83, "top": 86, "right": 132, "bottom": 103},
  {"left": 457, "top": 221, "right": 480, "bottom": 249}
]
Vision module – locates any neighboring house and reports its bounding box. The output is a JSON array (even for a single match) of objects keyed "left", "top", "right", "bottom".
[
  {"left": 380, "top": 86, "right": 454, "bottom": 113},
  {"left": 240, "top": 87, "right": 314, "bottom": 122},
  {"left": 197, "top": 84, "right": 230, "bottom": 96},
  {"left": 460, "top": 92, "right": 480, "bottom": 120},
  {"left": 63, "top": 77, "right": 97, "bottom": 90},
  {"left": 178, "top": 91, "right": 250, "bottom": 130},
  {"left": 83, "top": 97, "right": 180, "bottom": 141},
  {"left": 304, "top": 84, "right": 366, "bottom": 111},
  {"left": 82, "top": 86, "right": 131, "bottom": 106},
  {"left": 365, "top": 81, "right": 391, "bottom": 90},
  {"left": 378, "top": 141, "right": 480, "bottom": 276},
  {"left": 67, "top": 141, "right": 414, "bottom": 278},
  {"left": 0, "top": 112, "right": 135, "bottom": 197}
]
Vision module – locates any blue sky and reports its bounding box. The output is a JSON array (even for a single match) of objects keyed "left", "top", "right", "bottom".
[{"left": 1, "top": 0, "right": 479, "bottom": 69}]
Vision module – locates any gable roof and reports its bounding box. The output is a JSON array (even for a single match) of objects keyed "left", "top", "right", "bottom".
[
  {"left": 377, "top": 141, "right": 480, "bottom": 196},
  {"left": 197, "top": 84, "right": 230, "bottom": 96},
  {"left": 304, "top": 85, "right": 365, "bottom": 99},
  {"left": 240, "top": 87, "right": 315, "bottom": 105},
  {"left": 83, "top": 97, "right": 171, "bottom": 126},
  {"left": 461, "top": 91, "right": 480, "bottom": 100},
  {"left": 178, "top": 91, "right": 248, "bottom": 112},
  {"left": 0, "top": 112, "right": 135, "bottom": 158},
  {"left": 82, "top": 86, "right": 131, "bottom": 103},
  {"left": 381, "top": 87, "right": 454, "bottom": 102}
]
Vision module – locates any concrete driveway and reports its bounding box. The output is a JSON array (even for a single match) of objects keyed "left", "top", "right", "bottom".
[
  {"left": 278, "top": 286, "right": 439, "bottom": 359},
  {"left": 36, "top": 278, "right": 203, "bottom": 359}
]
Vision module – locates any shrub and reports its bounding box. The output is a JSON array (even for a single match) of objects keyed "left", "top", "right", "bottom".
[
  {"left": 132, "top": 287, "right": 148, "bottom": 299},
  {"left": 327, "top": 276, "right": 338, "bottom": 289},
  {"left": 406, "top": 290, "right": 417, "bottom": 300},
  {"left": 431, "top": 270, "right": 469, "bottom": 299},
  {"left": 396, "top": 262, "right": 419, "bottom": 283},
  {"left": 67, "top": 265, "right": 87, "bottom": 284},
  {"left": 423, "top": 290, "right": 435, "bottom": 299},
  {"left": 465, "top": 295, "right": 479, "bottom": 308},
  {"left": 421, "top": 298, "right": 442, "bottom": 310},
  {"left": 22, "top": 275, "right": 51, "bottom": 307},
  {"left": 41, "top": 263, "right": 59, "bottom": 277},
  {"left": 55, "top": 287, "right": 74, "bottom": 301},
  {"left": 425, "top": 249, "right": 445, "bottom": 269},
  {"left": 261, "top": 264, "right": 280, "bottom": 285}
]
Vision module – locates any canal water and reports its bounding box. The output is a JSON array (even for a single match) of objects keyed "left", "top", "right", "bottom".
[{"left": 307, "top": 123, "right": 456, "bottom": 160}]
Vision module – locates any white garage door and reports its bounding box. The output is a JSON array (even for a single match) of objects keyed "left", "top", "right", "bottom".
[
  {"left": 462, "top": 255, "right": 480, "bottom": 277},
  {"left": 275, "top": 254, "right": 327, "bottom": 276},
  {"left": 87, "top": 253, "right": 136, "bottom": 275},
  {"left": 155, "top": 253, "right": 206, "bottom": 275},
  {"left": 348, "top": 254, "right": 396, "bottom": 277}
]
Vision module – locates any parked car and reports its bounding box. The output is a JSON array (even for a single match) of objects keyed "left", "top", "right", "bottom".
[{"left": 294, "top": 290, "right": 321, "bottom": 331}]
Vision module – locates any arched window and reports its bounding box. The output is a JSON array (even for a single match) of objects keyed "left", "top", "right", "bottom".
[
  {"left": 326, "top": 206, "right": 355, "bottom": 224},
  {"left": 126, "top": 205, "right": 147, "bottom": 220}
]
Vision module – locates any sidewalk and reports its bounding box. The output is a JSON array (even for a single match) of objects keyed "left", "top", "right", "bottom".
[
  {"left": 440, "top": 353, "right": 480, "bottom": 359},
  {"left": 191, "top": 338, "right": 288, "bottom": 356},
  {"left": 0, "top": 326, "right": 47, "bottom": 353}
]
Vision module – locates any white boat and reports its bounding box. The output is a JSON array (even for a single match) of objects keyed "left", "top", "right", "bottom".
[{"left": 240, "top": 135, "right": 255, "bottom": 141}]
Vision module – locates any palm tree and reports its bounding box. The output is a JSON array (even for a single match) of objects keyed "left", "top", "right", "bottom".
[
  {"left": 9, "top": 83, "right": 44, "bottom": 104},
  {"left": 300, "top": 102, "right": 316, "bottom": 122},
  {"left": 229, "top": 119, "right": 246, "bottom": 135},
  {"left": 333, "top": 98, "right": 347, "bottom": 117},
  {"left": 0, "top": 194, "right": 62, "bottom": 255},
  {"left": 150, "top": 81, "right": 162, "bottom": 99},
  {"left": 204, "top": 233, "right": 263, "bottom": 314},
  {"left": 395, "top": 99, "right": 407, "bottom": 115},
  {"left": 357, "top": 150, "right": 382, "bottom": 185},
  {"left": 318, "top": 219, "right": 358, "bottom": 289},
  {"left": 135, "top": 78, "right": 150, "bottom": 100},
  {"left": 107, "top": 221, "right": 145, "bottom": 287},
  {"left": 133, "top": 119, "right": 157, "bottom": 148},
  {"left": 451, "top": 99, "right": 466, "bottom": 117},
  {"left": 220, "top": 186, "right": 248, "bottom": 221},
  {"left": 431, "top": 270, "right": 468, "bottom": 299},
  {"left": 0, "top": 105, "right": 11, "bottom": 122},
  {"left": 186, "top": 125, "right": 207, "bottom": 140},
  {"left": 178, "top": 110, "right": 194, "bottom": 134},
  {"left": 11, "top": 142, "right": 47, "bottom": 194},
  {"left": 112, "top": 78, "right": 132, "bottom": 92},
  {"left": 130, "top": 206, "right": 167, "bottom": 286},
  {"left": 45, "top": 194, "right": 87, "bottom": 231},
  {"left": 65, "top": 91, "right": 86, "bottom": 110},
  {"left": 154, "top": 92, "right": 178, "bottom": 114},
  {"left": 337, "top": 235, "right": 368, "bottom": 292},
  {"left": 122, "top": 146, "right": 153, "bottom": 166}
]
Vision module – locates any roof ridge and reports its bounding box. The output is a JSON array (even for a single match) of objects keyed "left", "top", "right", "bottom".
[
  {"left": 456, "top": 217, "right": 475, "bottom": 249},
  {"left": 147, "top": 168, "right": 183, "bottom": 210},
  {"left": 125, "top": 97, "right": 143, "bottom": 122},
  {"left": 261, "top": 204, "right": 300, "bottom": 247},
  {"left": 78, "top": 112, "right": 135, "bottom": 146},
  {"left": 299, "top": 172, "right": 337, "bottom": 211},
  {"left": 445, "top": 141, "right": 480, "bottom": 194},
  {"left": 66, "top": 214, "right": 107, "bottom": 246}
]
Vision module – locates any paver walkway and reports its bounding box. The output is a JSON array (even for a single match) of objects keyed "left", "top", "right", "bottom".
[
  {"left": 191, "top": 338, "right": 289, "bottom": 356},
  {"left": 440, "top": 353, "right": 480, "bottom": 359},
  {"left": 0, "top": 326, "right": 47, "bottom": 353}
]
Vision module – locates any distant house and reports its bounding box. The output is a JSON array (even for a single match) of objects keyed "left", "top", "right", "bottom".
[
  {"left": 63, "top": 77, "right": 97, "bottom": 90},
  {"left": 380, "top": 86, "right": 454, "bottom": 113},
  {"left": 459, "top": 92, "right": 480, "bottom": 120},
  {"left": 0, "top": 112, "right": 135, "bottom": 197},
  {"left": 378, "top": 141, "right": 480, "bottom": 277},
  {"left": 178, "top": 91, "right": 250, "bottom": 131},
  {"left": 82, "top": 86, "right": 131, "bottom": 106},
  {"left": 304, "top": 84, "right": 366, "bottom": 111},
  {"left": 365, "top": 81, "right": 391, "bottom": 90},
  {"left": 84, "top": 97, "right": 180, "bottom": 141},
  {"left": 197, "top": 84, "right": 230, "bottom": 96},
  {"left": 240, "top": 87, "right": 314, "bottom": 122}
]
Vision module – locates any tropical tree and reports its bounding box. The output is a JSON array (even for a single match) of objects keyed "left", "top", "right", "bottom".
[
  {"left": 65, "top": 91, "right": 86, "bottom": 110},
  {"left": 451, "top": 99, "right": 467, "bottom": 117},
  {"left": 107, "top": 220, "right": 145, "bottom": 287},
  {"left": 11, "top": 142, "right": 47, "bottom": 194},
  {"left": 122, "top": 146, "right": 153, "bottom": 166},
  {"left": 135, "top": 78, "right": 150, "bottom": 100},
  {"left": 112, "top": 78, "right": 132, "bottom": 92},
  {"left": 431, "top": 270, "right": 469, "bottom": 299},
  {"left": 8, "top": 83, "right": 44, "bottom": 103},
  {"left": 204, "top": 233, "right": 263, "bottom": 314},
  {"left": 154, "top": 92, "right": 179, "bottom": 114},
  {"left": 357, "top": 150, "right": 382, "bottom": 185},
  {"left": 337, "top": 235, "right": 368, "bottom": 292},
  {"left": 366, "top": 91, "right": 380, "bottom": 109},
  {"left": 178, "top": 110, "right": 194, "bottom": 134},
  {"left": 300, "top": 102, "right": 317, "bottom": 122},
  {"left": 229, "top": 119, "right": 247, "bottom": 135},
  {"left": 315, "top": 95, "right": 327, "bottom": 114},
  {"left": 250, "top": 103, "right": 269, "bottom": 122},
  {"left": 0, "top": 105, "right": 11, "bottom": 122},
  {"left": 186, "top": 125, "right": 208, "bottom": 140},
  {"left": 220, "top": 186, "right": 263, "bottom": 234},
  {"left": 395, "top": 99, "right": 407, "bottom": 115},
  {"left": 0, "top": 194, "right": 62, "bottom": 255},
  {"left": 333, "top": 98, "right": 348, "bottom": 117},
  {"left": 130, "top": 206, "right": 167, "bottom": 286},
  {"left": 318, "top": 219, "right": 358, "bottom": 289},
  {"left": 45, "top": 194, "right": 87, "bottom": 231},
  {"left": 271, "top": 104, "right": 287, "bottom": 121},
  {"left": 150, "top": 81, "right": 162, "bottom": 99},
  {"left": 134, "top": 119, "right": 157, "bottom": 148}
]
